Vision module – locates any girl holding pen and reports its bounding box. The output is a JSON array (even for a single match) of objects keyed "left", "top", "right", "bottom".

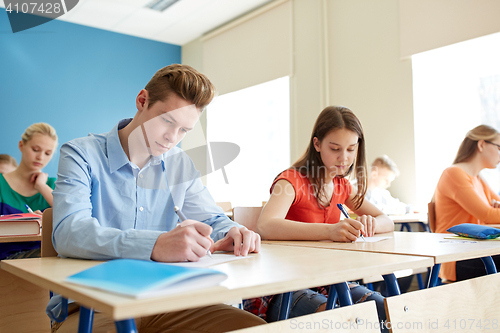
[{"left": 244, "top": 106, "right": 393, "bottom": 329}]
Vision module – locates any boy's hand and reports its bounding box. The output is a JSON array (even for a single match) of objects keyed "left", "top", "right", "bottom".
[
  {"left": 211, "top": 226, "right": 261, "bottom": 256},
  {"left": 151, "top": 221, "right": 213, "bottom": 262}
]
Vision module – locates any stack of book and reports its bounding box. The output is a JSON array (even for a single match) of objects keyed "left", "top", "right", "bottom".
[{"left": 0, "top": 213, "right": 41, "bottom": 237}]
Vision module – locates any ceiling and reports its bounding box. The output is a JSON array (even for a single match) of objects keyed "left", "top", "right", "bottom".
[{"left": 2, "top": 0, "right": 273, "bottom": 45}]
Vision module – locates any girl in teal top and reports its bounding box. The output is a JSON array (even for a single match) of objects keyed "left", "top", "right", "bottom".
[{"left": 0, "top": 122, "right": 58, "bottom": 259}]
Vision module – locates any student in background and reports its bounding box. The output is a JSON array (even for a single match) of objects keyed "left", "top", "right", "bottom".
[
  {"left": 0, "top": 154, "right": 18, "bottom": 174},
  {"left": 0, "top": 123, "right": 57, "bottom": 259},
  {"left": 435, "top": 124, "right": 500, "bottom": 282},
  {"left": 48, "top": 64, "right": 264, "bottom": 333},
  {"left": 247, "top": 106, "right": 393, "bottom": 330},
  {"left": 366, "top": 155, "right": 410, "bottom": 215}
]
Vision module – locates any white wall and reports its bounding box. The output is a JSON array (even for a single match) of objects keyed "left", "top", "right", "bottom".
[
  {"left": 182, "top": 0, "right": 500, "bottom": 206},
  {"left": 326, "top": 0, "right": 416, "bottom": 204},
  {"left": 399, "top": 0, "right": 500, "bottom": 58}
]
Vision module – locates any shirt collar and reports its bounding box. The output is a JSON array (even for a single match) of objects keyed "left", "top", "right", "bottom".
[
  {"left": 107, "top": 119, "right": 133, "bottom": 174},
  {"left": 106, "top": 118, "right": 164, "bottom": 173}
]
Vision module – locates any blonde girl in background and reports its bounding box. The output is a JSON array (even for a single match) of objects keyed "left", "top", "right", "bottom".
[{"left": 0, "top": 122, "right": 57, "bottom": 259}]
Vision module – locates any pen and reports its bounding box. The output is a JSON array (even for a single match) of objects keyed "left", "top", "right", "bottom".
[
  {"left": 336, "top": 203, "right": 366, "bottom": 241},
  {"left": 174, "top": 206, "right": 213, "bottom": 258},
  {"left": 25, "top": 204, "right": 34, "bottom": 214}
]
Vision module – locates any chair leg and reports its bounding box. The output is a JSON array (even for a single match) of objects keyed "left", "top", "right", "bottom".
[
  {"left": 334, "top": 282, "right": 353, "bottom": 306},
  {"left": 481, "top": 256, "right": 497, "bottom": 274},
  {"left": 77, "top": 306, "right": 94, "bottom": 333},
  {"left": 326, "top": 285, "right": 338, "bottom": 310},
  {"left": 382, "top": 273, "right": 401, "bottom": 296},
  {"left": 416, "top": 273, "right": 425, "bottom": 289},
  {"left": 278, "top": 292, "right": 293, "bottom": 320},
  {"left": 115, "top": 319, "right": 138, "bottom": 333},
  {"left": 427, "top": 264, "right": 441, "bottom": 288}
]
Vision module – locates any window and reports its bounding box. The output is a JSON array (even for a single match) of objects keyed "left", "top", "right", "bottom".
[
  {"left": 412, "top": 32, "right": 500, "bottom": 208},
  {"left": 206, "top": 77, "right": 290, "bottom": 206}
]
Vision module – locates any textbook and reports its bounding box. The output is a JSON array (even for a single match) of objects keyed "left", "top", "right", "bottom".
[
  {"left": 0, "top": 213, "right": 41, "bottom": 237},
  {"left": 66, "top": 259, "right": 228, "bottom": 299}
]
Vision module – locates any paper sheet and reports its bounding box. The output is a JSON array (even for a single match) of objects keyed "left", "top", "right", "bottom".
[
  {"left": 354, "top": 236, "right": 392, "bottom": 243},
  {"left": 444, "top": 235, "right": 500, "bottom": 241},
  {"left": 168, "top": 253, "right": 251, "bottom": 268},
  {"left": 441, "top": 235, "right": 485, "bottom": 243}
]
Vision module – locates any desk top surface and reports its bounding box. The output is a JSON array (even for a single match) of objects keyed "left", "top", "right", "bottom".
[
  {"left": 265, "top": 231, "right": 500, "bottom": 264},
  {"left": 0, "top": 244, "right": 432, "bottom": 320}
]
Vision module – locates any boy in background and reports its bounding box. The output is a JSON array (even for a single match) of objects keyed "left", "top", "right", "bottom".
[{"left": 366, "top": 155, "right": 411, "bottom": 215}]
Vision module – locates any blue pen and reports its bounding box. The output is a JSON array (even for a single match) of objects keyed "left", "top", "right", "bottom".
[
  {"left": 174, "top": 205, "right": 213, "bottom": 258},
  {"left": 336, "top": 203, "right": 366, "bottom": 241},
  {"left": 25, "top": 204, "right": 34, "bottom": 214}
]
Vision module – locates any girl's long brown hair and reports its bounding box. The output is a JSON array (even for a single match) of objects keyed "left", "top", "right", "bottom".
[{"left": 291, "top": 106, "right": 367, "bottom": 210}]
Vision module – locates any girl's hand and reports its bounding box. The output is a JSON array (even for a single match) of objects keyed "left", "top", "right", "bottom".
[
  {"left": 329, "top": 218, "right": 364, "bottom": 242},
  {"left": 492, "top": 199, "right": 500, "bottom": 208},
  {"left": 31, "top": 172, "right": 48, "bottom": 192},
  {"left": 356, "top": 215, "right": 376, "bottom": 237}
]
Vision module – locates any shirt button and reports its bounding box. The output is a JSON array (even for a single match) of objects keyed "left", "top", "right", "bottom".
[
  {"left": 139, "top": 174, "right": 144, "bottom": 178},
  {"left": 139, "top": 207, "right": 144, "bottom": 212}
]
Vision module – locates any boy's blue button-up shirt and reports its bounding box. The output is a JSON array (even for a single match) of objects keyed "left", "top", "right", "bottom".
[
  {"left": 47, "top": 119, "right": 239, "bottom": 320},
  {"left": 52, "top": 118, "right": 237, "bottom": 260}
]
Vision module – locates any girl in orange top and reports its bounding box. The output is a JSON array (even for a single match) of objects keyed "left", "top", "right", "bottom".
[
  {"left": 435, "top": 124, "right": 500, "bottom": 282},
  {"left": 244, "top": 106, "right": 393, "bottom": 330}
]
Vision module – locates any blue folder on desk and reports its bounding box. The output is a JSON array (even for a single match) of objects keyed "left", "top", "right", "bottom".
[{"left": 66, "top": 259, "right": 227, "bottom": 299}]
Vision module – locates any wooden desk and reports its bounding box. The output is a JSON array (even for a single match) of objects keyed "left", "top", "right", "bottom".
[
  {"left": 1, "top": 244, "right": 433, "bottom": 325},
  {"left": 265, "top": 232, "right": 500, "bottom": 287},
  {"left": 0, "top": 233, "right": 49, "bottom": 333}
]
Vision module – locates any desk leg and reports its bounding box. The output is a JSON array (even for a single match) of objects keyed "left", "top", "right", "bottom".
[
  {"left": 419, "top": 222, "right": 431, "bottom": 232},
  {"left": 400, "top": 223, "right": 412, "bottom": 232},
  {"left": 326, "top": 285, "right": 338, "bottom": 310},
  {"left": 278, "top": 292, "right": 292, "bottom": 321},
  {"left": 334, "top": 282, "right": 353, "bottom": 306},
  {"left": 382, "top": 273, "right": 401, "bottom": 296},
  {"left": 77, "top": 306, "right": 94, "bottom": 333},
  {"left": 481, "top": 256, "right": 497, "bottom": 274},
  {"left": 115, "top": 319, "right": 138, "bottom": 333},
  {"left": 427, "top": 264, "right": 441, "bottom": 288}
]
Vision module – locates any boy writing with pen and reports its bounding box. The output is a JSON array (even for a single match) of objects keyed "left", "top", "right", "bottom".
[
  {"left": 47, "top": 64, "right": 264, "bottom": 333},
  {"left": 244, "top": 106, "right": 392, "bottom": 332}
]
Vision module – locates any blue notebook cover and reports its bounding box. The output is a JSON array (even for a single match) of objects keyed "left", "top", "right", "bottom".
[{"left": 66, "top": 259, "right": 228, "bottom": 299}]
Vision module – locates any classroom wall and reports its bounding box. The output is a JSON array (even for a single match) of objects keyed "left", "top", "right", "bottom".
[
  {"left": 182, "top": 0, "right": 416, "bottom": 203},
  {"left": 184, "top": 0, "right": 500, "bottom": 205},
  {"left": 399, "top": 0, "right": 500, "bottom": 58},
  {"left": 326, "top": 0, "right": 415, "bottom": 204},
  {"left": 0, "top": 9, "right": 181, "bottom": 177}
]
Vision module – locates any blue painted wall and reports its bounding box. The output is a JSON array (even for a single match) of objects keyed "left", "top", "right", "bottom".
[{"left": 0, "top": 9, "right": 181, "bottom": 177}]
